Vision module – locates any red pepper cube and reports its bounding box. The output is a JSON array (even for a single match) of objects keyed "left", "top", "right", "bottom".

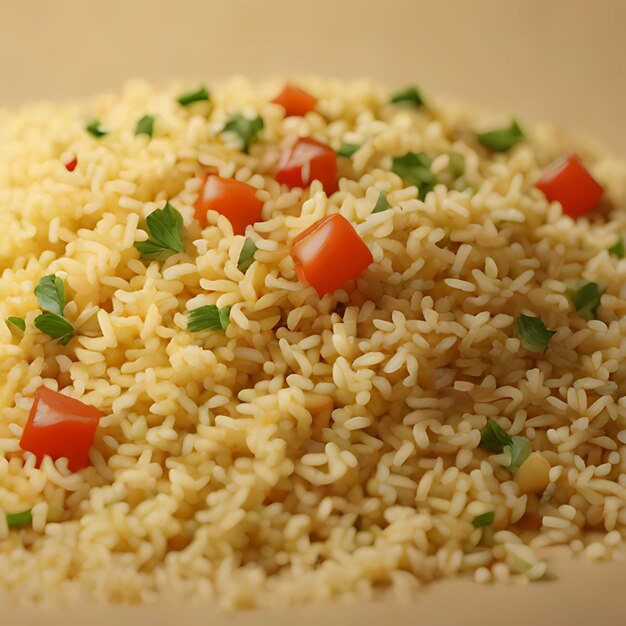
[
  {"left": 272, "top": 84, "right": 317, "bottom": 117},
  {"left": 20, "top": 387, "right": 104, "bottom": 472},
  {"left": 536, "top": 154, "right": 603, "bottom": 219},
  {"left": 291, "top": 213, "right": 373, "bottom": 297},
  {"left": 276, "top": 137, "right": 338, "bottom": 195},
  {"left": 64, "top": 155, "right": 78, "bottom": 172},
  {"left": 194, "top": 174, "right": 264, "bottom": 235}
]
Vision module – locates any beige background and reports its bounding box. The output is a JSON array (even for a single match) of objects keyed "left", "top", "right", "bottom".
[{"left": 2, "top": 0, "right": 626, "bottom": 623}]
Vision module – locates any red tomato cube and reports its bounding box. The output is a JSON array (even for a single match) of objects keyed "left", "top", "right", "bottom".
[
  {"left": 276, "top": 137, "right": 338, "bottom": 195},
  {"left": 536, "top": 154, "right": 603, "bottom": 219},
  {"left": 272, "top": 84, "right": 317, "bottom": 117},
  {"left": 291, "top": 213, "right": 373, "bottom": 297},
  {"left": 20, "top": 387, "right": 104, "bottom": 472},
  {"left": 194, "top": 174, "right": 264, "bottom": 235}
]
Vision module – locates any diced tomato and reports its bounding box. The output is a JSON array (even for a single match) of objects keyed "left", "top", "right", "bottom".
[
  {"left": 536, "top": 154, "right": 603, "bottom": 219},
  {"left": 276, "top": 137, "right": 338, "bottom": 195},
  {"left": 291, "top": 213, "right": 373, "bottom": 296},
  {"left": 272, "top": 84, "right": 317, "bottom": 117},
  {"left": 20, "top": 387, "right": 104, "bottom": 472},
  {"left": 64, "top": 155, "right": 77, "bottom": 172},
  {"left": 194, "top": 174, "right": 264, "bottom": 235}
]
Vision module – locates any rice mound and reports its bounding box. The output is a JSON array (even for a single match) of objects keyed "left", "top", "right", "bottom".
[{"left": 0, "top": 77, "right": 625, "bottom": 608}]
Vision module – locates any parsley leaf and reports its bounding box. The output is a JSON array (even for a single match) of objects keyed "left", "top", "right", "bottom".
[
  {"left": 390, "top": 86, "right": 425, "bottom": 107},
  {"left": 337, "top": 143, "right": 361, "bottom": 158},
  {"left": 135, "top": 114, "right": 155, "bottom": 138},
  {"left": 35, "top": 274, "right": 66, "bottom": 316},
  {"left": 391, "top": 152, "right": 438, "bottom": 201},
  {"left": 608, "top": 236, "right": 625, "bottom": 258},
  {"left": 237, "top": 238, "right": 258, "bottom": 273},
  {"left": 223, "top": 113, "right": 264, "bottom": 153},
  {"left": 567, "top": 280, "right": 603, "bottom": 319},
  {"left": 86, "top": 120, "right": 108, "bottom": 138},
  {"left": 448, "top": 152, "right": 465, "bottom": 178},
  {"left": 477, "top": 120, "right": 524, "bottom": 152},
  {"left": 6, "top": 509, "right": 32, "bottom": 528},
  {"left": 472, "top": 512, "right": 495, "bottom": 528},
  {"left": 479, "top": 420, "right": 513, "bottom": 453},
  {"left": 372, "top": 190, "right": 391, "bottom": 214},
  {"left": 515, "top": 314, "right": 555, "bottom": 353},
  {"left": 134, "top": 203, "right": 184, "bottom": 261},
  {"left": 177, "top": 86, "right": 210, "bottom": 106},
  {"left": 6, "top": 316, "right": 25, "bottom": 337},
  {"left": 507, "top": 436, "right": 532, "bottom": 474},
  {"left": 187, "top": 305, "right": 231, "bottom": 332},
  {"left": 34, "top": 312, "right": 75, "bottom": 345}
]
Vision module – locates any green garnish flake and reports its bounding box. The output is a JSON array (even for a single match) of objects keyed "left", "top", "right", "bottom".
[
  {"left": 187, "top": 305, "right": 231, "bottom": 332},
  {"left": 7, "top": 509, "right": 32, "bottom": 528},
  {"left": 135, "top": 114, "right": 155, "bottom": 138},
  {"left": 372, "top": 190, "right": 391, "bottom": 214},
  {"left": 515, "top": 314, "right": 555, "bottom": 353},
  {"left": 448, "top": 152, "right": 465, "bottom": 178},
  {"left": 337, "top": 142, "right": 361, "bottom": 158},
  {"left": 134, "top": 202, "right": 184, "bottom": 261},
  {"left": 6, "top": 316, "right": 25, "bottom": 338},
  {"left": 608, "top": 236, "right": 625, "bottom": 258},
  {"left": 390, "top": 86, "right": 425, "bottom": 108},
  {"left": 86, "top": 120, "right": 108, "bottom": 138},
  {"left": 567, "top": 280, "right": 603, "bottom": 320},
  {"left": 237, "top": 238, "right": 258, "bottom": 273},
  {"left": 35, "top": 274, "right": 66, "bottom": 316},
  {"left": 34, "top": 312, "right": 75, "bottom": 345},
  {"left": 479, "top": 420, "right": 513, "bottom": 453},
  {"left": 477, "top": 120, "right": 524, "bottom": 152},
  {"left": 472, "top": 512, "right": 495, "bottom": 528},
  {"left": 177, "top": 86, "right": 210, "bottom": 106},
  {"left": 391, "top": 151, "right": 438, "bottom": 201},
  {"left": 223, "top": 113, "right": 264, "bottom": 154},
  {"left": 507, "top": 436, "right": 532, "bottom": 474}
]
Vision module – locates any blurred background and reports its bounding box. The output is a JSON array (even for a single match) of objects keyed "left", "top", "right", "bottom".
[{"left": 1, "top": 0, "right": 625, "bottom": 152}]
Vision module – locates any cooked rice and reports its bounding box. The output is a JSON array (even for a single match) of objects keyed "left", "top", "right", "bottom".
[{"left": 0, "top": 77, "right": 625, "bottom": 608}]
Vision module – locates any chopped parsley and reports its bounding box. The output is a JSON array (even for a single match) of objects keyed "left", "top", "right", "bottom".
[
  {"left": 34, "top": 274, "right": 66, "bottom": 316},
  {"left": 6, "top": 316, "right": 25, "bottom": 338},
  {"left": 508, "top": 436, "right": 532, "bottom": 474},
  {"left": 515, "top": 314, "right": 555, "bottom": 353},
  {"left": 472, "top": 512, "right": 495, "bottom": 528},
  {"left": 134, "top": 203, "right": 184, "bottom": 261},
  {"left": 223, "top": 113, "right": 264, "bottom": 153},
  {"left": 608, "top": 236, "right": 625, "bottom": 258},
  {"left": 135, "top": 114, "right": 155, "bottom": 138},
  {"left": 86, "top": 120, "right": 108, "bottom": 138},
  {"left": 390, "top": 86, "right": 425, "bottom": 107},
  {"left": 177, "top": 86, "right": 210, "bottom": 106},
  {"left": 448, "top": 152, "right": 465, "bottom": 178},
  {"left": 187, "top": 305, "right": 231, "bottom": 332},
  {"left": 477, "top": 120, "right": 524, "bottom": 152},
  {"left": 337, "top": 143, "right": 361, "bottom": 158},
  {"left": 372, "top": 190, "right": 391, "bottom": 214},
  {"left": 34, "top": 312, "right": 75, "bottom": 345},
  {"left": 480, "top": 420, "right": 513, "bottom": 453},
  {"left": 567, "top": 280, "right": 603, "bottom": 319},
  {"left": 391, "top": 151, "right": 438, "bottom": 201},
  {"left": 237, "top": 238, "right": 258, "bottom": 273},
  {"left": 7, "top": 510, "right": 32, "bottom": 528}
]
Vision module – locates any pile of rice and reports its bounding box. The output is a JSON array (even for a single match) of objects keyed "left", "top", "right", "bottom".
[{"left": 0, "top": 77, "right": 625, "bottom": 608}]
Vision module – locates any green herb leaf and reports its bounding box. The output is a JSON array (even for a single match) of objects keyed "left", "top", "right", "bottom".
[
  {"left": 337, "top": 143, "right": 361, "bottom": 158},
  {"left": 86, "top": 120, "right": 108, "bottom": 138},
  {"left": 507, "top": 436, "right": 532, "bottom": 474},
  {"left": 391, "top": 151, "right": 438, "bottom": 201},
  {"left": 177, "top": 86, "right": 210, "bottom": 106},
  {"left": 479, "top": 420, "right": 513, "bottom": 453},
  {"left": 35, "top": 274, "right": 66, "bottom": 316},
  {"left": 477, "top": 120, "right": 524, "bottom": 152},
  {"left": 390, "top": 86, "right": 425, "bottom": 108},
  {"left": 237, "top": 238, "right": 258, "bottom": 273},
  {"left": 515, "top": 314, "right": 555, "bottom": 353},
  {"left": 448, "top": 152, "right": 465, "bottom": 178},
  {"left": 472, "top": 512, "right": 495, "bottom": 528},
  {"left": 135, "top": 114, "right": 155, "bottom": 138},
  {"left": 34, "top": 312, "right": 75, "bottom": 345},
  {"left": 7, "top": 509, "right": 32, "bottom": 528},
  {"left": 372, "top": 190, "right": 391, "bottom": 214},
  {"left": 187, "top": 305, "right": 231, "bottom": 332},
  {"left": 608, "top": 236, "right": 625, "bottom": 258},
  {"left": 567, "top": 280, "right": 603, "bottom": 319},
  {"left": 223, "top": 113, "right": 264, "bottom": 154},
  {"left": 134, "top": 202, "right": 184, "bottom": 261},
  {"left": 6, "top": 316, "right": 25, "bottom": 337}
]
